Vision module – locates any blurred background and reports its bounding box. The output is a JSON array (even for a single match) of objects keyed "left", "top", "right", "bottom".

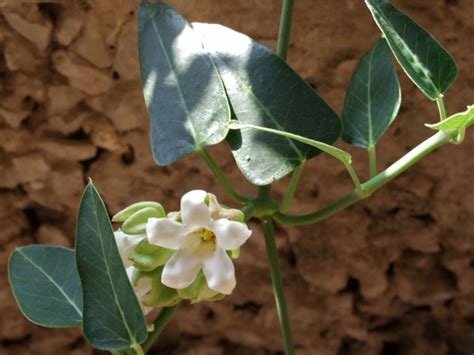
[{"left": 0, "top": 0, "right": 473, "bottom": 354}]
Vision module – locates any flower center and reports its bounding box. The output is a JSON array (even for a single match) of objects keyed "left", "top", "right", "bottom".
[{"left": 199, "top": 228, "right": 215, "bottom": 242}]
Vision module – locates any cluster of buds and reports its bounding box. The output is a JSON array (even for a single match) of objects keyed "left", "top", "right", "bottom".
[{"left": 112, "top": 190, "right": 252, "bottom": 313}]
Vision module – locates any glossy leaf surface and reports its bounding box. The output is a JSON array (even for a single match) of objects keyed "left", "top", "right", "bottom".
[
  {"left": 194, "top": 23, "right": 341, "bottom": 185},
  {"left": 76, "top": 182, "right": 147, "bottom": 350},
  {"left": 9, "top": 245, "right": 82, "bottom": 328},
  {"left": 139, "top": 2, "right": 230, "bottom": 165},
  {"left": 365, "top": 0, "right": 457, "bottom": 100},
  {"left": 341, "top": 38, "right": 401, "bottom": 148}
]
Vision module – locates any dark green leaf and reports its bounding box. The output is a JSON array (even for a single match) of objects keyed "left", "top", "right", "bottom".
[
  {"left": 76, "top": 182, "right": 147, "bottom": 350},
  {"left": 138, "top": 2, "right": 230, "bottom": 165},
  {"left": 8, "top": 245, "right": 82, "bottom": 328},
  {"left": 341, "top": 38, "right": 401, "bottom": 148},
  {"left": 193, "top": 23, "right": 341, "bottom": 185},
  {"left": 365, "top": 0, "right": 457, "bottom": 100}
]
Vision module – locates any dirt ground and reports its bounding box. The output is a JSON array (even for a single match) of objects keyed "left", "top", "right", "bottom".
[{"left": 0, "top": 0, "right": 473, "bottom": 354}]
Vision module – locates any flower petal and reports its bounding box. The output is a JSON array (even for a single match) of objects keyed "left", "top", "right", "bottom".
[
  {"left": 210, "top": 218, "right": 252, "bottom": 250},
  {"left": 180, "top": 190, "right": 210, "bottom": 228},
  {"left": 161, "top": 250, "right": 202, "bottom": 289},
  {"left": 146, "top": 218, "right": 187, "bottom": 250},
  {"left": 202, "top": 249, "right": 236, "bottom": 294},
  {"left": 115, "top": 231, "right": 142, "bottom": 268}
]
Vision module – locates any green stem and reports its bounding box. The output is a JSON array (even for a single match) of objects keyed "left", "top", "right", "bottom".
[
  {"left": 260, "top": 217, "right": 295, "bottom": 355},
  {"left": 280, "top": 162, "right": 305, "bottom": 213},
  {"left": 198, "top": 149, "right": 247, "bottom": 203},
  {"left": 368, "top": 144, "right": 377, "bottom": 179},
  {"left": 132, "top": 344, "right": 145, "bottom": 355},
  {"left": 436, "top": 95, "right": 447, "bottom": 121},
  {"left": 276, "top": 0, "right": 301, "bottom": 211},
  {"left": 274, "top": 130, "right": 452, "bottom": 225},
  {"left": 142, "top": 304, "right": 180, "bottom": 353},
  {"left": 276, "top": 0, "right": 296, "bottom": 59}
]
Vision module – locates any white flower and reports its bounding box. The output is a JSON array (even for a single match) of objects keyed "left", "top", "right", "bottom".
[
  {"left": 114, "top": 230, "right": 142, "bottom": 268},
  {"left": 126, "top": 266, "right": 153, "bottom": 315},
  {"left": 146, "top": 190, "right": 251, "bottom": 295}
]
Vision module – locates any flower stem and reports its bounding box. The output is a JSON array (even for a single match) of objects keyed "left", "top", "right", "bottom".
[
  {"left": 274, "top": 130, "right": 453, "bottom": 225},
  {"left": 198, "top": 149, "right": 247, "bottom": 203},
  {"left": 368, "top": 144, "right": 377, "bottom": 179},
  {"left": 260, "top": 217, "right": 295, "bottom": 355},
  {"left": 142, "top": 304, "right": 180, "bottom": 353}
]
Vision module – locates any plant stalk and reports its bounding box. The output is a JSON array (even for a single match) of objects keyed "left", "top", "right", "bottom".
[
  {"left": 199, "top": 149, "right": 247, "bottom": 203},
  {"left": 142, "top": 304, "right": 180, "bottom": 353},
  {"left": 280, "top": 162, "right": 305, "bottom": 212},
  {"left": 260, "top": 217, "right": 295, "bottom": 355},
  {"left": 274, "top": 130, "right": 452, "bottom": 225},
  {"left": 436, "top": 95, "right": 447, "bottom": 121},
  {"left": 276, "top": 0, "right": 303, "bottom": 212},
  {"left": 368, "top": 144, "right": 377, "bottom": 178}
]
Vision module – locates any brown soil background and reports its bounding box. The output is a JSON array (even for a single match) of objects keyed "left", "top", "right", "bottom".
[{"left": 1, "top": 0, "right": 473, "bottom": 354}]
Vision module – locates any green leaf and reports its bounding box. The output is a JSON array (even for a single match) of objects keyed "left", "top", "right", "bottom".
[
  {"left": 121, "top": 207, "right": 165, "bottom": 235},
  {"left": 426, "top": 105, "right": 474, "bottom": 131},
  {"left": 193, "top": 23, "right": 341, "bottom": 185},
  {"left": 365, "top": 0, "right": 457, "bottom": 100},
  {"left": 138, "top": 2, "right": 230, "bottom": 166},
  {"left": 75, "top": 182, "right": 147, "bottom": 351},
  {"left": 129, "top": 238, "right": 174, "bottom": 271},
  {"left": 112, "top": 201, "right": 165, "bottom": 222},
  {"left": 341, "top": 38, "right": 401, "bottom": 148},
  {"left": 8, "top": 245, "right": 82, "bottom": 328}
]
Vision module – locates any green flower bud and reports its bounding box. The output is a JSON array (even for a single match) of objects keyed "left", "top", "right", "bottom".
[
  {"left": 129, "top": 238, "right": 174, "bottom": 271},
  {"left": 112, "top": 201, "right": 165, "bottom": 222},
  {"left": 122, "top": 206, "right": 165, "bottom": 235},
  {"left": 141, "top": 268, "right": 180, "bottom": 308},
  {"left": 177, "top": 271, "right": 225, "bottom": 304}
]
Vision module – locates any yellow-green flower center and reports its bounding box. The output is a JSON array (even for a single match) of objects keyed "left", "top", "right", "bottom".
[{"left": 199, "top": 228, "right": 215, "bottom": 242}]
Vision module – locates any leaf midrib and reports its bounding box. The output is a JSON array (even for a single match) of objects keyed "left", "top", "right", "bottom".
[
  {"left": 18, "top": 249, "right": 82, "bottom": 318},
  {"left": 88, "top": 191, "right": 138, "bottom": 346}
]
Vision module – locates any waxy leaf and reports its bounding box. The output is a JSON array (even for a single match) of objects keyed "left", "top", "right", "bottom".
[
  {"left": 138, "top": 2, "right": 230, "bottom": 165},
  {"left": 193, "top": 23, "right": 341, "bottom": 185},
  {"left": 76, "top": 182, "right": 147, "bottom": 350},
  {"left": 8, "top": 245, "right": 82, "bottom": 328},
  {"left": 365, "top": 0, "right": 457, "bottom": 100},
  {"left": 342, "top": 38, "right": 401, "bottom": 148}
]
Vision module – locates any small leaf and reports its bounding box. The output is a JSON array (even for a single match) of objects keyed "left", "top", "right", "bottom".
[
  {"left": 193, "top": 23, "right": 341, "bottom": 185},
  {"left": 75, "top": 182, "right": 147, "bottom": 351},
  {"left": 138, "top": 2, "right": 230, "bottom": 166},
  {"left": 365, "top": 0, "right": 457, "bottom": 100},
  {"left": 122, "top": 207, "right": 164, "bottom": 235},
  {"left": 426, "top": 105, "right": 474, "bottom": 131},
  {"left": 112, "top": 201, "right": 165, "bottom": 222},
  {"left": 129, "top": 238, "right": 174, "bottom": 271},
  {"left": 342, "top": 38, "right": 401, "bottom": 148},
  {"left": 8, "top": 245, "right": 82, "bottom": 328}
]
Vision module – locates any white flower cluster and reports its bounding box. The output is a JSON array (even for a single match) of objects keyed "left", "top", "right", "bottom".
[{"left": 114, "top": 190, "right": 252, "bottom": 312}]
